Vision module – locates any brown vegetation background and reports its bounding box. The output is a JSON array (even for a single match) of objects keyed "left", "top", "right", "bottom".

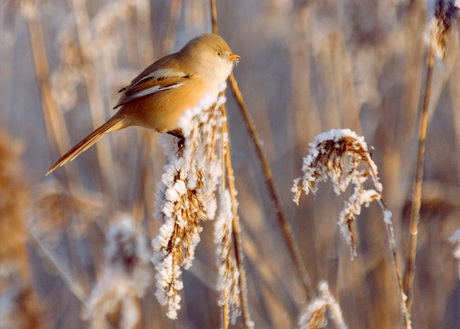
[{"left": 0, "top": 0, "right": 459, "bottom": 328}]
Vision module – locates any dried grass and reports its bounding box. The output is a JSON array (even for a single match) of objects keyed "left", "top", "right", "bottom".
[
  {"left": 2, "top": 0, "right": 460, "bottom": 328},
  {"left": 0, "top": 130, "right": 41, "bottom": 328},
  {"left": 83, "top": 215, "right": 151, "bottom": 329},
  {"left": 298, "top": 282, "right": 347, "bottom": 329},
  {"left": 405, "top": 0, "right": 459, "bottom": 319}
]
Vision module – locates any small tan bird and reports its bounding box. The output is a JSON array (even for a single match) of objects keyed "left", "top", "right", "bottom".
[{"left": 47, "top": 33, "right": 239, "bottom": 175}]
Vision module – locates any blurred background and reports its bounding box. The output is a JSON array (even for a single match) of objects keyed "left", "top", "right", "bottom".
[{"left": 0, "top": 0, "right": 459, "bottom": 328}]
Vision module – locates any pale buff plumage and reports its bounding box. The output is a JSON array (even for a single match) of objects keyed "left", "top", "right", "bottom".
[{"left": 47, "top": 33, "right": 239, "bottom": 175}]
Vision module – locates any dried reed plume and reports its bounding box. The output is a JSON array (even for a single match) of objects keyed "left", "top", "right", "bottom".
[
  {"left": 293, "top": 129, "right": 382, "bottom": 258},
  {"left": 29, "top": 183, "right": 109, "bottom": 306},
  {"left": 83, "top": 214, "right": 151, "bottom": 329},
  {"left": 428, "top": 0, "right": 460, "bottom": 60},
  {"left": 0, "top": 130, "right": 41, "bottom": 328},
  {"left": 51, "top": 30, "right": 84, "bottom": 112},
  {"left": 33, "top": 183, "right": 108, "bottom": 243},
  {"left": 298, "top": 281, "right": 347, "bottom": 329},
  {"left": 152, "top": 83, "right": 244, "bottom": 325},
  {"left": 293, "top": 129, "right": 409, "bottom": 327}
]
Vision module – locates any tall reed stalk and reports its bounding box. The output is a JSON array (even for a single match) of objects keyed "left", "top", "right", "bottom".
[
  {"left": 209, "top": 0, "right": 314, "bottom": 301},
  {"left": 22, "top": 0, "right": 77, "bottom": 186},
  {"left": 404, "top": 41, "right": 435, "bottom": 319},
  {"left": 70, "top": 0, "right": 118, "bottom": 199},
  {"left": 222, "top": 115, "right": 253, "bottom": 329}
]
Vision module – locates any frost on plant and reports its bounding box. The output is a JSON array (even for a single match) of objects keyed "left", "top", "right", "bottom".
[
  {"left": 214, "top": 189, "right": 241, "bottom": 325},
  {"left": 298, "top": 281, "right": 347, "bottom": 329},
  {"left": 84, "top": 214, "right": 152, "bottom": 329},
  {"left": 152, "top": 83, "right": 241, "bottom": 322},
  {"left": 293, "top": 130, "right": 410, "bottom": 324},
  {"left": 292, "top": 129, "right": 384, "bottom": 258}
]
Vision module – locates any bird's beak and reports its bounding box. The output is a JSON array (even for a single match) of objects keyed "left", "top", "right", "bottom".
[{"left": 229, "top": 53, "right": 240, "bottom": 63}]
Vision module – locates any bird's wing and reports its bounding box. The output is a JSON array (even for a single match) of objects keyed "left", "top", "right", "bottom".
[{"left": 114, "top": 59, "right": 191, "bottom": 109}]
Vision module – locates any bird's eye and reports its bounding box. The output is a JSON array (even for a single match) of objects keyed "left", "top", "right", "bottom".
[{"left": 216, "top": 51, "right": 222, "bottom": 56}]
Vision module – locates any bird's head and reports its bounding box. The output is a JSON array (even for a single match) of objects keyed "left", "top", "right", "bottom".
[{"left": 181, "top": 33, "right": 240, "bottom": 83}]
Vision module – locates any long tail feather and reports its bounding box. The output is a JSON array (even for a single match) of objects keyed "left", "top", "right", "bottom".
[{"left": 46, "top": 115, "right": 126, "bottom": 175}]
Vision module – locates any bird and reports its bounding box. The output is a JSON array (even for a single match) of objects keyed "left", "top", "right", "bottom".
[{"left": 46, "top": 33, "right": 239, "bottom": 175}]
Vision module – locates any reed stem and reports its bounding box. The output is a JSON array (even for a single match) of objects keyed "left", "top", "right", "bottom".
[
  {"left": 208, "top": 0, "right": 313, "bottom": 301},
  {"left": 223, "top": 116, "right": 253, "bottom": 329},
  {"left": 404, "top": 42, "right": 435, "bottom": 317},
  {"left": 228, "top": 75, "right": 314, "bottom": 299}
]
